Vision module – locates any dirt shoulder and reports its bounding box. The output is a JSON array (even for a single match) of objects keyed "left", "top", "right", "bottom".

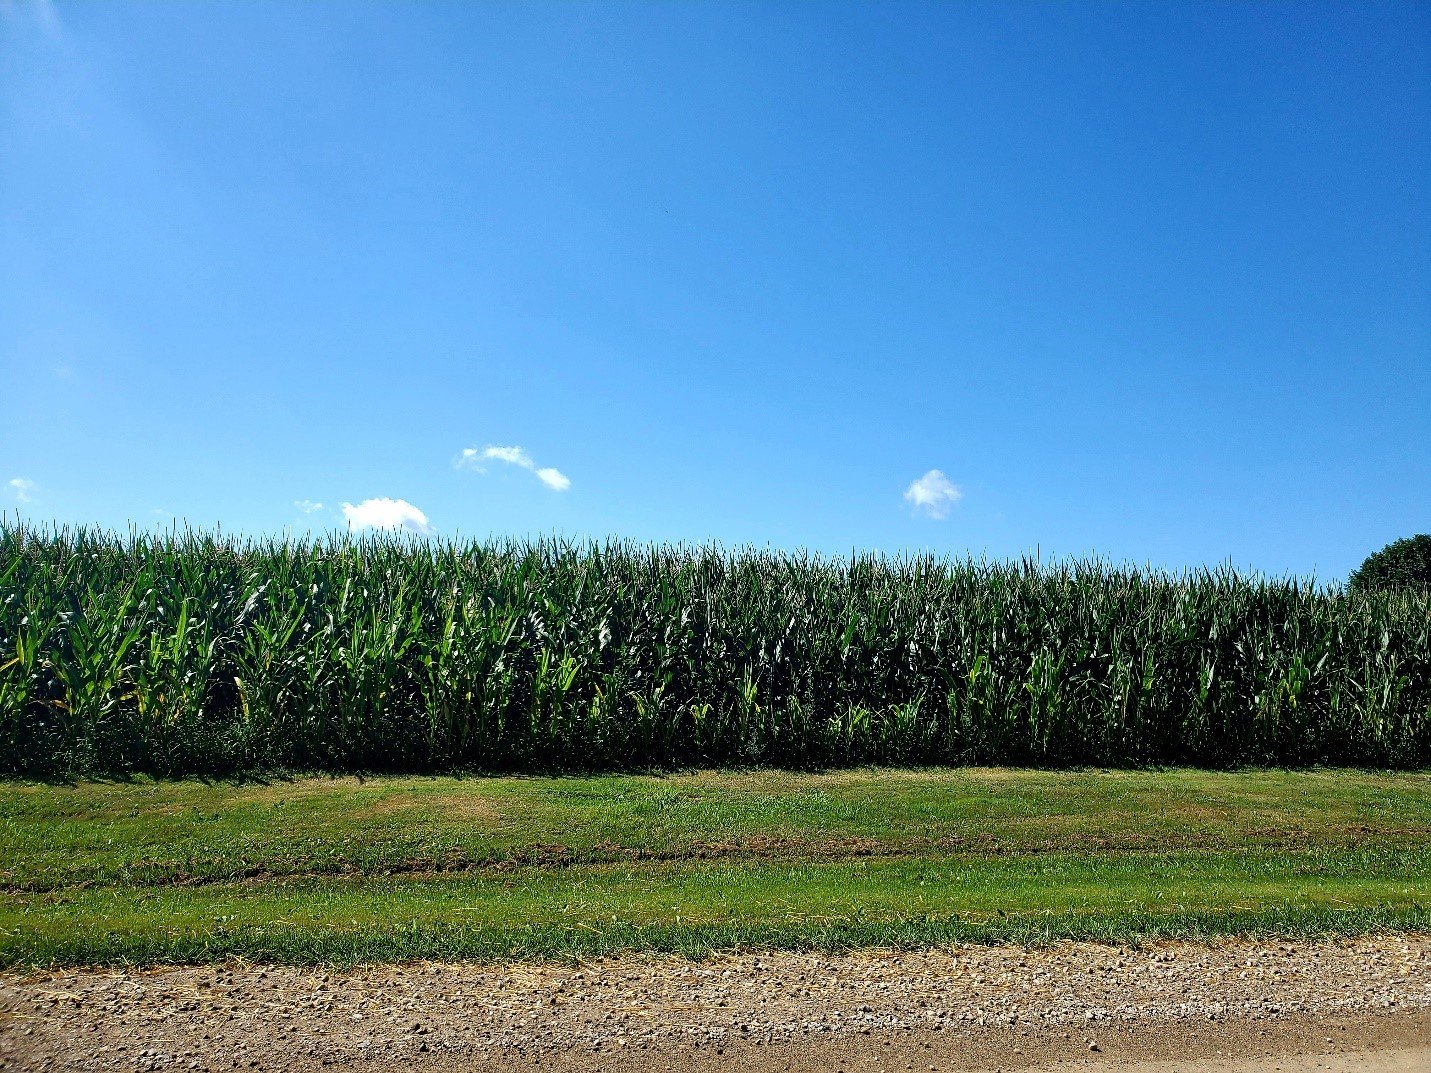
[{"left": 2, "top": 936, "right": 1427, "bottom": 1072}]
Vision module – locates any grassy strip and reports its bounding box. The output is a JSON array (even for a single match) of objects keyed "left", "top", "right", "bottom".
[
  {"left": 3, "top": 847, "right": 1427, "bottom": 967},
  {"left": 7, "top": 907, "right": 1428, "bottom": 968},
  {"left": 2, "top": 769, "right": 1427, "bottom": 967},
  {"left": 4, "top": 768, "right": 1429, "bottom": 889}
]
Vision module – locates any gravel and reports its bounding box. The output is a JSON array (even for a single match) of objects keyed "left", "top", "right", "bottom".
[{"left": 2, "top": 936, "right": 1428, "bottom": 1072}]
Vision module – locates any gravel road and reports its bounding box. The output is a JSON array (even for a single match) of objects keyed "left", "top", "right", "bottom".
[{"left": 2, "top": 937, "right": 1427, "bottom": 1072}]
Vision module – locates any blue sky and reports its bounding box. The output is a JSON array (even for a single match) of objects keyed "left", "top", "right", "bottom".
[{"left": 2, "top": 1, "right": 1427, "bottom": 578}]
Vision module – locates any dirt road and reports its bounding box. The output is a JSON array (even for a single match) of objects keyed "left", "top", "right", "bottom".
[{"left": 2, "top": 937, "right": 1427, "bottom": 1071}]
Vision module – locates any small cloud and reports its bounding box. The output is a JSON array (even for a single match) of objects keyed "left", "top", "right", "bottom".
[
  {"left": 482, "top": 445, "right": 534, "bottom": 468},
  {"left": 8, "top": 477, "right": 36, "bottom": 503},
  {"left": 456, "top": 443, "right": 571, "bottom": 491},
  {"left": 53, "top": 364, "right": 73, "bottom": 380},
  {"left": 294, "top": 499, "right": 324, "bottom": 514},
  {"left": 903, "top": 469, "right": 962, "bottom": 519},
  {"left": 535, "top": 467, "right": 570, "bottom": 491},
  {"left": 453, "top": 447, "right": 485, "bottom": 472},
  {"left": 341, "top": 497, "right": 433, "bottom": 535}
]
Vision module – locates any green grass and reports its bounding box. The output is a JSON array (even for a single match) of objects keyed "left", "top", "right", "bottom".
[{"left": 2, "top": 768, "right": 1428, "bottom": 966}]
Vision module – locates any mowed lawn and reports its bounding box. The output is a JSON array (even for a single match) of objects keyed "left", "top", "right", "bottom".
[{"left": 1, "top": 769, "right": 1428, "bottom": 965}]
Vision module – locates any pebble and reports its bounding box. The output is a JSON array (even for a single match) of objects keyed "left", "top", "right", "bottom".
[{"left": 1, "top": 937, "right": 1427, "bottom": 1071}]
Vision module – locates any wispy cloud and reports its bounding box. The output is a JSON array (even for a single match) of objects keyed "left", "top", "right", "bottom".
[
  {"left": 903, "top": 469, "right": 962, "bottom": 519},
  {"left": 535, "top": 467, "right": 571, "bottom": 491},
  {"left": 482, "top": 445, "right": 533, "bottom": 468},
  {"left": 294, "top": 499, "right": 324, "bottom": 514},
  {"left": 341, "top": 497, "right": 433, "bottom": 535},
  {"left": 8, "top": 477, "right": 36, "bottom": 503},
  {"left": 2, "top": 0, "right": 63, "bottom": 40},
  {"left": 456, "top": 444, "right": 571, "bottom": 492}
]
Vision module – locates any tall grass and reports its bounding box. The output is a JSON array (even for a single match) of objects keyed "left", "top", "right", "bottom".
[{"left": 1, "top": 522, "right": 1427, "bottom": 776}]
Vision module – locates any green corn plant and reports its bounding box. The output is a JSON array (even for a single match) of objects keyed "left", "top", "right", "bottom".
[{"left": 0, "top": 522, "right": 1427, "bottom": 776}]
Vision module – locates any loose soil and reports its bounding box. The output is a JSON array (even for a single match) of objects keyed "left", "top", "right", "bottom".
[{"left": 2, "top": 937, "right": 1427, "bottom": 1072}]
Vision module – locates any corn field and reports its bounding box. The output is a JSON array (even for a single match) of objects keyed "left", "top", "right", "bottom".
[{"left": 1, "top": 523, "right": 1427, "bottom": 776}]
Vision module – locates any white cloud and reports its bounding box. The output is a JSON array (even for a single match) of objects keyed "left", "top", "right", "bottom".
[
  {"left": 456, "top": 444, "right": 571, "bottom": 491},
  {"left": 903, "top": 469, "right": 962, "bottom": 519},
  {"left": 8, "top": 477, "right": 36, "bottom": 503},
  {"left": 454, "top": 447, "right": 485, "bottom": 472},
  {"left": 482, "top": 445, "right": 534, "bottom": 468},
  {"left": 294, "top": 499, "right": 324, "bottom": 514},
  {"left": 535, "top": 467, "right": 571, "bottom": 491},
  {"left": 341, "top": 497, "right": 433, "bottom": 535}
]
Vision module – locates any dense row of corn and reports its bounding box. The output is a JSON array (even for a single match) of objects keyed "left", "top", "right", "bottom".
[{"left": 1, "top": 523, "right": 1427, "bottom": 775}]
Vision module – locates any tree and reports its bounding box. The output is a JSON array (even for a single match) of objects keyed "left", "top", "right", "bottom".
[{"left": 1348, "top": 535, "right": 1431, "bottom": 593}]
